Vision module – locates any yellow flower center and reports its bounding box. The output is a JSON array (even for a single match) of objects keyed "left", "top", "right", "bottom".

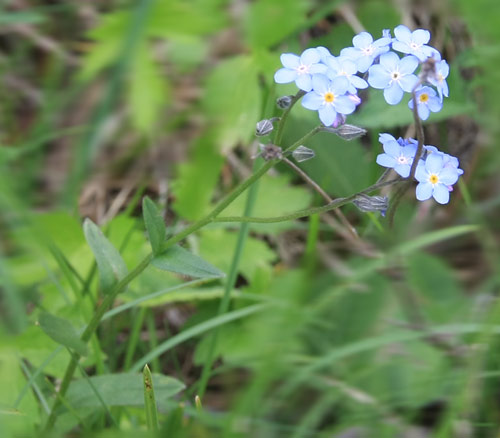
[
  {"left": 324, "top": 92, "right": 335, "bottom": 103},
  {"left": 419, "top": 93, "right": 429, "bottom": 103},
  {"left": 429, "top": 174, "right": 439, "bottom": 184}
]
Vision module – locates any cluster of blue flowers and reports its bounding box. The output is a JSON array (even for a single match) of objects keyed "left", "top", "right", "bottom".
[
  {"left": 376, "top": 134, "right": 463, "bottom": 204},
  {"left": 274, "top": 25, "right": 449, "bottom": 124},
  {"left": 274, "top": 25, "right": 463, "bottom": 205}
]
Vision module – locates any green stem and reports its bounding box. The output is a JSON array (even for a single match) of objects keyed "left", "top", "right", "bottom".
[
  {"left": 274, "top": 90, "right": 305, "bottom": 146},
  {"left": 213, "top": 178, "right": 403, "bottom": 224},
  {"left": 43, "top": 123, "right": 322, "bottom": 431}
]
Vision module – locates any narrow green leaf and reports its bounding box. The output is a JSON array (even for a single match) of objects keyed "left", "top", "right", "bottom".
[
  {"left": 143, "top": 365, "right": 159, "bottom": 431},
  {"left": 38, "top": 313, "right": 88, "bottom": 357},
  {"left": 142, "top": 197, "right": 166, "bottom": 255},
  {"left": 64, "top": 373, "right": 185, "bottom": 410},
  {"left": 152, "top": 245, "right": 225, "bottom": 279},
  {"left": 83, "top": 219, "right": 128, "bottom": 292}
]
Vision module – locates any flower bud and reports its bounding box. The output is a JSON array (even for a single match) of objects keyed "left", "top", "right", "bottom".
[
  {"left": 292, "top": 145, "right": 315, "bottom": 163},
  {"left": 276, "top": 95, "right": 293, "bottom": 109},
  {"left": 321, "top": 124, "right": 367, "bottom": 141},
  {"left": 256, "top": 119, "right": 274, "bottom": 136},
  {"left": 353, "top": 194, "right": 388, "bottom": 216},
  {"left": 332, "top": 114, "right": 346, "bottom": 128},
  {"left": 257, "top": 143, "right": 283, "bottom": 161}
]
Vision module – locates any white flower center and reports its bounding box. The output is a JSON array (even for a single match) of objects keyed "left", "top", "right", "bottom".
[
  {"left": 362, "top": 45, "right": 375, "bottom": 56},
  {"left": 410, "top": 42, "right": 420, "bottom": 50},
  {"left": 397, "top": 155, "right": 409, "bottom": 164},
  {"left": 296, "top": 64, "right": 310, "bottom": 75}
]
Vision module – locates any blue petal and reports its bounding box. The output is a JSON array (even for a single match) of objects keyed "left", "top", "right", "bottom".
[
  {"left": 415, "top": 162, "right": 428, "bottom": 182},
  {"left": 295, "top": 74, "right": 313, "bottom": 91},
  {"left": 394, "top": 25, "right": 412, "bottom": 43},
  {"left": 310, "top": 63, "right": 328, "bottom": 74},
  {"left": 340, "top": 47, "right": 360, "bottom": 61},
  {"left": 394, "top": 164, "right": 411, "bottom": 177},
  {"left": 331, "top": 76, "right": 349, "bottom": 95},
  {"left": 353, "top": 32, "right": 373, "bottom": 48},
  {"left": 432, "top": 184, "right": 450, "bottom": 204},
  {"left": 399, "top": 55, "right": 419, "bottom": 75},
  {"left": 416, "top": 182, "right": 433, "bottom": 201},
  {"left": 428, "top": 96, "right": 443, "bottom": 112},
  {"left": 439, "top": 168, "right": 459, "bottom": 185},
  {"left": 356, "top": 56, "right": 374, "bottom": 73},
  {"left": 274, "top": 68, "right": 297, "bottom": 84},
  {"left": 392, "top": 41, "right": 411, "bottom": 54},
  {"left": 413, "top": 29, "right": 431, "bottom": 45},
  {"left": 384, "top": 82, "right": 404, "bottom": 105},
  {"left": 300, "top": 48, "right": 321, "bottom": 65},
  {"left": 350, "top": 75, "right": 368, "bottom": 89},
  {"left": 425, "top": 152, "right": 444, "bottom": 173},
  {"left": 399, "top": 74, "right": 419, "bottom": 92},
  {"left": 379, "top": 133, "right": 396, "bottom": 144},
  {"left": 402, "top": 144, "right": 417, "bottom": 158},
  {"left": 384, "top": 140, "right": 401, "bottom": 157},
  {"left": 301, "top": 92, "right": 323, "bottom": 110},
  {"left": 379, "top": 52, "right": 399, "bottom": 72},
  {"left": 417, "top": 103, "right": 430, "bottom": 120},
  {"left": 318, "top": 105, "right": 337, "bottom": 126},
  {"left": 311, "top": 74, "right": 329, "bottom": 93},
  {"left": 334, "top": 95, "right": 356, "bottom": 114},
  {"left": 368, "top": 65, "right": 390, "bottom": 89},
  {"left": 376, "top": 154, "right": 397, "bottom": 168},
  {"left": 280, "top": 53, "right": 300, "bottom": 69}
]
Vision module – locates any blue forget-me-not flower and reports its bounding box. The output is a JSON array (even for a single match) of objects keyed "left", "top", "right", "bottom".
[
  {"left": 301, "top": 75, "right": 356, "bottom": 126},
  {"left": 427, "top": 59, "right": 450, "bottom": 100},
  {"left": 415, "top": 153, "right": 460, "bottom": 204},
  {"left": 274, "top": 48, "right": 328, "bottom": 92},
  {"left": 392, "top": 25, "right": 437, "bottom": 62},
  {"left": 368, "top": 52, "right": 419, "bottom": 104},
  {"left": 408, "top": 86, "right": 442, "bottom": 120},
  {"left": 341, "top": 31, "right": 391, "bottom": 73},
  {"left": 376, "top": 133, "right": 417, "bottom": 177},
  {"left": 324, "top": 56, "right": 369, "bottom": 94}
]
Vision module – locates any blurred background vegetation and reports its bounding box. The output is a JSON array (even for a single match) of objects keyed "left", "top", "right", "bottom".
[{"left": 1, "top": 0, "right": 500, "bottom": 437}]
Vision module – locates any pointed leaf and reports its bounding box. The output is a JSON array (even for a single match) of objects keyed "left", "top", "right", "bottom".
[
  {"left": 142, "top": 197, "right": 166, "bottom": 255},
  {"left": 152, "top": 245, "right": 225, "bottom": 279},
  {"left": 83, "top": 219, "right": 128, "bottom": 292},
  {"left": 64, "top": 373, "right": 185, "bottom": 410},
  {"left": 38, "top": 312, "right": 87, "bottom": 356}
]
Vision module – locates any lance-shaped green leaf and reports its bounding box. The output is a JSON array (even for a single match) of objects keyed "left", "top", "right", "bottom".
[
  {"left": 142, "top": 197, "right": 166, "bottom": 255},
  {"left": 83, "top": 219, "right": 128, "bottom": 292},
  {"left": 152, "top": 245, "right": 225, "bottom": 279},
  {"left": 143, "top": 365, "right": 159, "bottom": 430},
  {"left": 38, "top": 312, "right": 88, "bottom": 356},
  {"left": 63, "top": 373, "right": 185, "bottom": 410}
]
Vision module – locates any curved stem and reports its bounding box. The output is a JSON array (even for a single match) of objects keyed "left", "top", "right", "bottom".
[
  {"left": 213, "top": 178, "right": 403, "bottom": 224},
  {"left": 43, "top": 122, "right": 322, "bottom": 430}
]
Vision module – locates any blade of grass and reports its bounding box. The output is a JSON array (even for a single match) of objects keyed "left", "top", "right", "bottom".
[
  {"left": 130, "top": 303, "right": 268, "bottom": 372},
  {"left": 197, "top": 158, "right": 262, "bottom": 398}
]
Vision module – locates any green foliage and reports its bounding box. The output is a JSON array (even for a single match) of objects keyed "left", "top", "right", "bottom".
[
  {"left": 38, "top": 312, "right": 88, "bottom": 356},
  {"left": 2, "top": 0, "right": 498, "bottom": 437},
  {"left": 64, "top": 372, "right": 185, "bottom": 409},
  {"left": 172, "top": 134, "right": 225, "bottom": 221},
  {"left": 152, "top": 245, "right": 225, "bottom": 279},
  {"left": 83, "top": 219, "right": 129, "bottom": 292},
  {"left": 142, "top": 197, "right": 166, "bottom": 255},
  {"left": 243, "top": 0, "right": 308, "bottom": 49},
  {"left": 202, "top": 55, "right": 262, "bottom": 150}
]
